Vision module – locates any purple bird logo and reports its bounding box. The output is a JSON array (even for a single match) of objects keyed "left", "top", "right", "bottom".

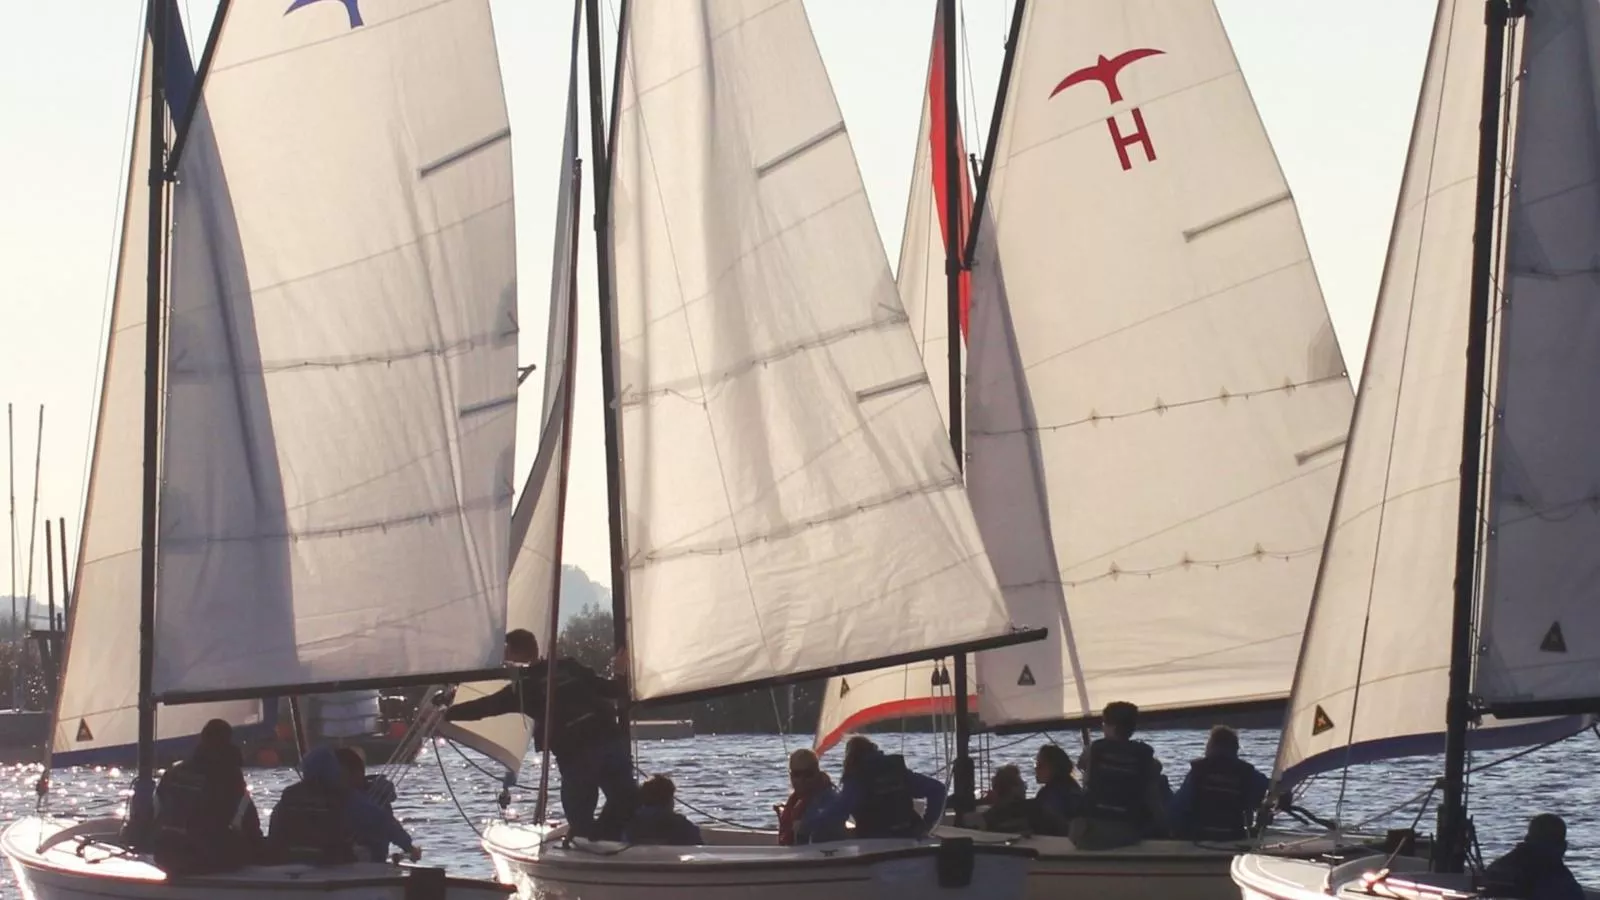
[{"left": 285, "top": 0, "right": 364, "bottom": 29}]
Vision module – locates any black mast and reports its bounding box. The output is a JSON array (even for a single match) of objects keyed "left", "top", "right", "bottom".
[
  {"left": 1437, "top": 0, "right": 1523, "bottom": 874},
  {"left": 584, "top": 0, "right": 634, "bottom": 745},
  {"left": 939, "top": 0, "right": 977, "bottom": 815},
  {"left": 131, "top": 0, "right": 170, "bottom": 840}
]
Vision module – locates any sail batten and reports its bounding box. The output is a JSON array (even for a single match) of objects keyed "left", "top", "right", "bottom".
[
  {"left": 966, "top": 0, "right": 1354, "bottom": 729},
  {"left": 610, "top": 0, "right": 1022, "bottom": 704}
]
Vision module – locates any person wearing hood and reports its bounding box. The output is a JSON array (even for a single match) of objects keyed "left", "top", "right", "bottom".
[
  {"left": 267, "top": 746, "right": 357, "bottom": 864},
  {"left": 1486, "top": 814, "right": 1584, "bottom": 900},
  {"left": 335, "top": 747, "right": 421, "bottom": 863},
  {"left": 151, "top": 719, "right": 263, "bottom": 874},
  {"left": 623, "top": 775, "right": 701, "bottom": 846}
]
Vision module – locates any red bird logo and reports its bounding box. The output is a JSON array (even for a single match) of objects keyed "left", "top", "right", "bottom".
[{"left": 1049, "top": 48, "right": 1165, "bottom": 104}]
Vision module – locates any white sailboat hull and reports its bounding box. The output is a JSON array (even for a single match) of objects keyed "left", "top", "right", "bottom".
[
  {"left": 3, "top": 816, "right": 512, "bottom": 900},
  {"left": 481, "top": 822, "right": 1033, "bottom": 900},
  {"left": 1230, "top": 850, "right": 1600, "bottom": 900},
  {"left": 939, "top": 825, "right": 1383, "bottom": 900}
]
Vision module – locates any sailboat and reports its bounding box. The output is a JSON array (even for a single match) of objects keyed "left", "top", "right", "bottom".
[
  {"left": 1232, "top": 0, "right": 1600, "bottom": 896},
  {"left": 816, "top": 1, "right": 1393, "bottom": 898},
  {"left": 2, "top": 0, "right": 521, "bottom": 896},
  {"left": 464, "top": 0, "right": 1039, "bottom": 897}
]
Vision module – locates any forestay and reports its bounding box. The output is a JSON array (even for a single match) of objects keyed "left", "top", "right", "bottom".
[
  {"left": 610, "top": 0, "right": 1018, "bottom": 703},
  {"left": 967, "top": 0, "right": 1354, "bottom": 730},
  {"left": 1275, "top": 0, "right": 1582, "bottom": 791},
  {"left": 442, "top": 2, "right": 586, "bottom": 776},
  {"left": 152, "top": 0, "right": 518, "bottom": 697},
  {"left": 52, "top": 11, "right": 259, "bottom": 765},
  {"left": 1475, "top": 0, "right": 1600, "bottom": 714}
]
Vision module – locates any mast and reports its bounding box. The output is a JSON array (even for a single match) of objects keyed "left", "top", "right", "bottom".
[
  {"left": 584, "top": 0, "right": 633, "bottom": 743},
  {"left": 1438, "top": 0, "right": 1523, "bottom": 873},
  {"left": 132, "top": 0, "right": 170, "bottom": 836},
  {"left": 939, "top": 0, "right": 976, "bottom": 814}
]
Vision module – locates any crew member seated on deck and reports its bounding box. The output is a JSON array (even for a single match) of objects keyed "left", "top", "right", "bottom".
[
  {"left": 1071, "top": 701, "right": 1169, "bottom": 848},
  {"left": 623, "top": 775, "right": 702, "bottom": 846},
  {"left": 1168, "top": 725, "right": 1268, "bottom": 841},
  {"left": 441, "top": 629, "right": 636, "bottom": 839},
  {"left": 979, "top": 764, "right": 1031, "bottom": 833},
  {"left": 1485, "top": 814, "right": 1585, "bottom": 900},
  {"left": 1030, "top": 743, "right": 1082, "bottom": 836},
  {"left": 777, "top": 748, "right": 843, "bottom": 845},
  {"left": 334, "top": 747, "right": 421, "bottom": 862},
  {"left": 806, "top": 736, "right": 946, "bottom": 839},
  {"left": 267, "top": 747, "right": 356, "bottom": 864},
  {"left": 151, "top": 718, "right": 264, "bottom": 875}
]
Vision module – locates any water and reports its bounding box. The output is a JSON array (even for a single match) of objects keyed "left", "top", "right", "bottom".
[{"left": 2, "top": 729, "right": 1596, "bottom": 896}]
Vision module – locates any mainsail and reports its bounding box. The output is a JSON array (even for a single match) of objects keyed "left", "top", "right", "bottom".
[
  {"left": 1274, "top": 0, "right": 1586, "bottom": 792},
  {"left": 610, "top": 0, "right": 1023, "bottom": 704},
  {"left": 967, "top": 0, "right": 1355, "bottom": 730},
  {"left": 52, "top": 8, "right": 260, "bottom": 764},
  {"left": 1475, "top": 0, "right": 1600, "bottom": 715},
  {"left": 149, "top": 0, "right": 517, "bottom": 699},
  {"left": 441, "top": 0, "right": 586, "bottom": 776}
]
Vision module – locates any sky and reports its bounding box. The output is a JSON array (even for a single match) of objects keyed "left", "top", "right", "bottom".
[{"left": 0, "top": 1, "right": 1439, "bottom": 605}]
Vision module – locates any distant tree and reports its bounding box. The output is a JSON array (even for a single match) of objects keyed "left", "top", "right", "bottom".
[{"left": 557, "top": 602, "right": 617, "bottom": 677}]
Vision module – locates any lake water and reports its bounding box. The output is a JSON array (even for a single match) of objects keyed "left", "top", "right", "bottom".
[{"left": 2, "top": 728, "right": 1596, "bottom": 896}]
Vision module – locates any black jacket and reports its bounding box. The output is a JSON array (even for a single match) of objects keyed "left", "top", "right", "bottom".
[{"left": 445, "top": 658, "right": 626, "bottom": 757}]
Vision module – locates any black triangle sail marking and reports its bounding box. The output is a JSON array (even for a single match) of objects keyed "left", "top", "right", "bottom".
[
  {"left": 1312, "top": 705, "right": 1334, "bottom": 735},
  {"left": 839, "top": 678, "right": 851, "bottom": 698},
  {"left": 1540, "top": 621, "right": 1567, "bottom": 653},
  {"left": 1017, "top": 665, "right": 1036, "bottom": 686},
  {"left": 76, "top": 719, "right": 94, "bottom": 742}
]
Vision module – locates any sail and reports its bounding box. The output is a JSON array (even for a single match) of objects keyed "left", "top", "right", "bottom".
[
  {"left": 150, "top": 0, "right": 518, "bottom": 698},
  {"left": 898, "top": 3, "right": 973, "bottom": 427},
  {"left": 440, "top": 1, "right": 585, "bottom": 776},
  {"left": 610, "top": 0, "right": 1020, "bottom": 704},
  {"left": 815, "top": 656, "right": 969, "bottom": 757},
  {"left": 52, "top": 6, "right": 260, "bottom": 764},
  {"left": 815, "top": 6, "right": 975, "bottom": 745},
  {"left": 1475, "top": 0, "right": 1600, "bottom": 714},
  {"left": 966, "top": 0, "right": 1355, "bottom": 730},
  {"left": 1275, "top": 0, "right": 1584, "bottom": 791}
]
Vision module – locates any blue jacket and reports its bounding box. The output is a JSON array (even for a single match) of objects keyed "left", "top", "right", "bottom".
[
  {"left": 806, "top": 756, "right": 946, "bottom": 837},
  {"left": 298, "top": 748, "right": 413, "bottom": 861},
  {"left": 1168, "top": 755, "right": 1268, "bottom": 836}
]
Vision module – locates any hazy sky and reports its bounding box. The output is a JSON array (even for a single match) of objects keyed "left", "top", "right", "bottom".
[{"left": 0, "top": 1, "right": 1438, "bottom": 603}]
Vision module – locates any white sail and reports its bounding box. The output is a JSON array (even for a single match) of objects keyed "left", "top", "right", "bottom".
[
  {"left": 151, "top": 0, "right": 518, "bottom": 698},
  {"left": 52, "top": 19, "right": 260, "bottom": 765},
  {"left": 1475, "top": 0, "right": 1600, "bottom": 712},
  {"left": 897, "top": 4, "right": 973, "bottom": 428},
  {"left": 815, "top": 7, "right": 976, "bottom": 747},
  {"left": 814, "top": 656, "right": 970, "bottom": 757},
  {"left": 967, "top": 0, "right": 1355, "bottom": 730},
  {"left": 611, "top": 0, "right": 1019, "bottom": 703},
  {"left": 441, "top": 4, "right": 585, "bottom": 776},
  {"left": 1275, "top": 0, "right": 1583, "bottom": 790}
]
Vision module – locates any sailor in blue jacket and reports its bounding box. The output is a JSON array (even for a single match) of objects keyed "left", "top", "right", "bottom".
[{"left": 805, "top": 736, "right": 946, "bottom": 839}]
